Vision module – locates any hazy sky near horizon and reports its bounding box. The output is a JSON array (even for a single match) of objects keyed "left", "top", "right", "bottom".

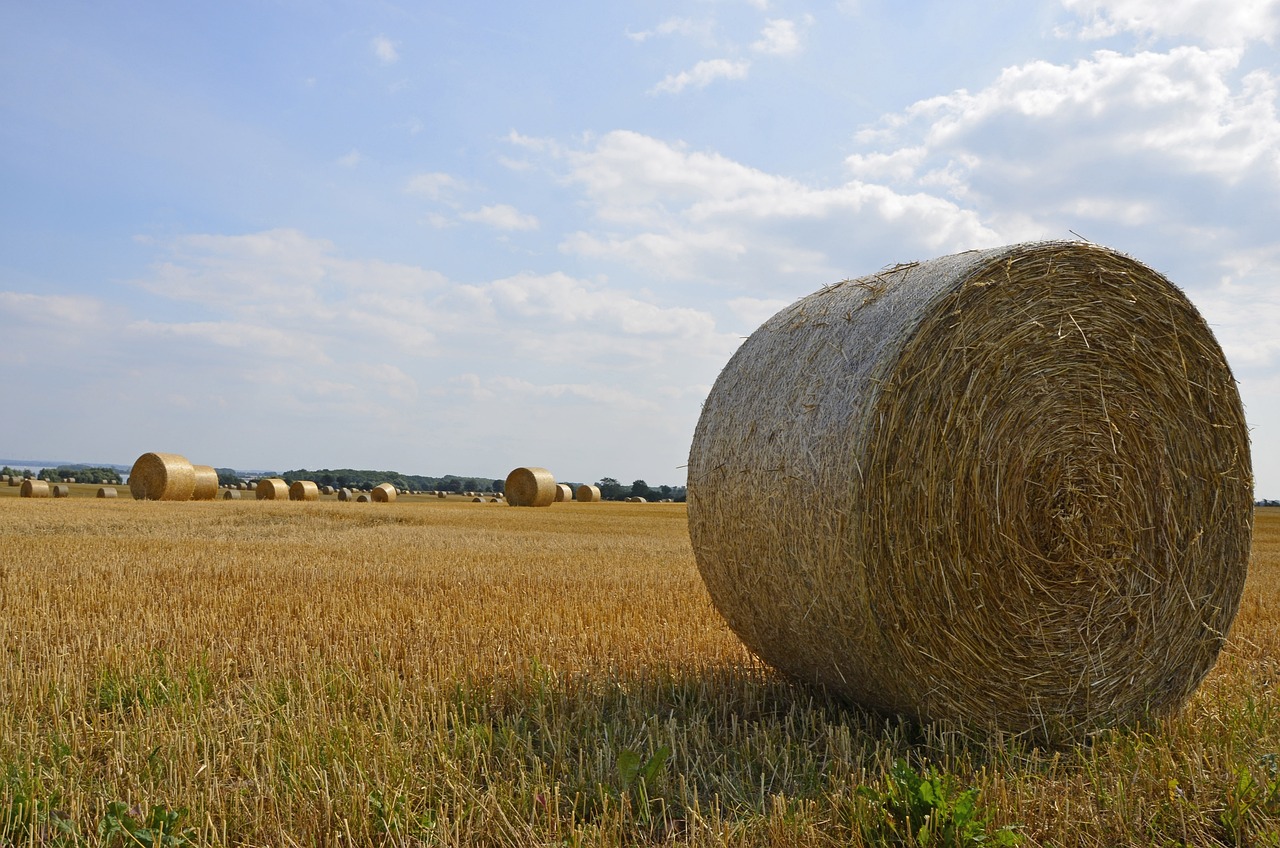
[{"left": 1, "top": 0, "right": 1277, "bottom": 493}]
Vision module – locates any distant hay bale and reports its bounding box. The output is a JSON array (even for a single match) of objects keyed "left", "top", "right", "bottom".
[
  {"left": 191, "top": 465, "right": 219, "bottom": 500},
  {"left": 576, "top": 485, "right": 600, "bottom": 503},
  {"left": 222, "top": 490, "right": 241, "bottom": 500},
  {"left": 129, "top": 452, "right": 197, "bottom": 501},
  {"left": 437, "top": 491, "right": 447, "bottom": 499},
  {"left": 51, "top": 484, "right": 70, "bottom": 498},
  {"left": 6, "top": 478, "right": 18, "bottom": 487},
  {"left": 356, "top": 493, "right": 371, "bottom": 503},
  {"left": 64, "top": 476, "right": 76, "bottom": 484},
  {"left": 472, "top": 496, "right": 485, "bottom": 502},
  {"left": 256, "top": 478, "right": 288, "bottom": 500},
  {"left": 338, "top": 488, "right": 352, "bottom": 501},
  {"left": 289, "top": 480, "right": 320, "bottom": 501},
  {"left": 504, "top": 467, "right": 556, "bottom": 507},
  {"left": 372, "top": 483, "right": 397, "bottom": 503},
  {"left": 20, "top": 479, "right": 50, "bottom": 498},
  {"left": 97, "top": 487, "right": 118, "bottom": 499},
  {"left": 321, "top": 485, "right": 335, "bottom": 495},
  {"left": 687, "top": 241, "right": 1254, "bottom": 740},
  {"left": 555, "top": 483, "right": 574, "bottom": 502}
]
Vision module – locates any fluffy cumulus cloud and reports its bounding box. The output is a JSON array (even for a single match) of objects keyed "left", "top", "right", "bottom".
[
  {"left": 1060, "top": 0, "right": 1280, "bottom": 47},
  {"left": 525, "top": 130, "right": 997, "bottom": 299},
  {"left": 751, "top": 18, "right": 806, "bottom": 55}
]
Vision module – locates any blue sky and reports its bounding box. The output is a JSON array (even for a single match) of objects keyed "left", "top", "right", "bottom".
[{"left": 1, "top": 0, "right": 1277, "bottom": 494}]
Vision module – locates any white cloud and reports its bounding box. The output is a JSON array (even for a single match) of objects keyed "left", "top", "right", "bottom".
[
  {"left": 650, "top": 59, "right": 750, "bottom": 94},
  {"left": 1061, "top": 0, "right": 1280, "bottom": 47},
  {"left": 371, "top": 35, "right": 399, "bottom": 64},
  {"left": 459, "top": 204, "right": 539, "bottom": 231},
  {"left": 727, "top": 296, "right": 792, "bottom": 330},
  {"left": 336, "top": 149, "right": 362, "bottom": 168},
  {"left": 751, "top": 18, "right": 804, "bottom": 55},
  {"left": 627, "top": 17, "right": 714, "bottom": 43},
  {"left": 405, "top": 171, "right": 465, "bottom": 200}
]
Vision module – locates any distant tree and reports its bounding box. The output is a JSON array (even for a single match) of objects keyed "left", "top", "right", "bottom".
[
  {"left": 492, "top": 479, "right": 504, "bottom": 493},
  {"left": 630, "top": 480, "right": 652, "bottom": 500},
  {"left": 597, "top": 477, "right": 624, "bottom": 500}
]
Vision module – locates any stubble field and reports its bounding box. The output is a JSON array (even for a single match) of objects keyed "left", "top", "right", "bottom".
[{"left": 1, "top": 495, "right": 1278, "bottom": 846}]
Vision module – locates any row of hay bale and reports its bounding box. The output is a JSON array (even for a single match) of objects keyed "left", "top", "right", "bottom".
[
  {"left": 503, "top": 467, "right": 602, "bottom": 507},
  {"left": 18, "top": 480, "right": 120, "bottom": 499}
]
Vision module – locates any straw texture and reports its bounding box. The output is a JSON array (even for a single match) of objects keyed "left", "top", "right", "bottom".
[
  {"left": 372, "top": 483, "right": 397, "bottom": 503},
  {"left": 97, "top": 487, "right": 117, "bottom": 499},
  {"left": 505, "top": 467, "right": 556, "bottom": 507},
  {"left": 256, "top": 478, "right": 288, "bottom": 500},
  {"left": 129, "top": 452, "right": 197, "bottom": 501},
  {"left": 687, "top": 241, "right": 1254, "bottom": 740},
  {"left": 289, "top": 481, "right": 320, "bottom": 502},
  {"left": 20, "top": 480, "right": 50, "bottom": 498},
  {"left": 191, "top": 465, "right": 219, "bottom": 501},
  {"left": 555, "top": 483, "right": 574, "bottom": 502}
]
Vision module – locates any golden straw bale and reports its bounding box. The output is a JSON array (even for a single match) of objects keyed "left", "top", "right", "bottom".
[
  {"left": 20, "top": 479, "right": 50, "bottom": 498},
  {"left": 222, "top": 490, "right": 241, "bottom": 500},
  {"left": 256, "top": 478, "right": 288, "bottom": 500},
  {"left": 555, "top": 483, "right": 574, "bottom": 502},
  {"left": 372, "top": 483, "right": 397, "bottom": 503},
  {"left": 321, "top": 485, "right": 335, "bottom": 495},
  {"left": 504, "top": 467, "right": 556, "bottom": 507},
  {"left": 191, "top": 465, "right": 218, "bottom": 500},
  {"left": 97, "top": 487, "right": 118, "bottom": 499},
  {"left": 437, "top": 491, "right": 447, "bottom": 499},
  {"left": 289, "top": 481, "right": 320, "bottom": 501},
  {"left": 471, "top": 496, "right": 485, "bottom": 502},
  {"left": 687, "top": 241, "right": 1254, "bottom": 741},
  {"left": 51, "top": 484, "right": 70, "bottom": 498},
  {"left": 129, "top": 452, "right": 197, "bottom": 501},
  {"left": 575, "top": 485, "right": 601, "bottom": 503},
  {"left": 338, "top": 488, "right": 353, "bottom": 502},
  {"left": 356, "top": 493, "right": 371, "bottom": 502}
]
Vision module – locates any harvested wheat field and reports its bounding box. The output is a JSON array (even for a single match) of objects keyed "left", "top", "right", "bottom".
[{"left": 1, "top": 500, "right": 1277, "bottom": 846}]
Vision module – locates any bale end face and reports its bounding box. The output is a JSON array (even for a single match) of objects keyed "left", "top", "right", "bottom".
[
  {"left": 256, "top": 478, "right": 288, "bottom": 500},
  {"left": 372, "top": 483, "right": 397, "bottom": 503},
  {"left": 505, "top": 467, "right": 556, "bottom": 507},
  {"left": 289, "top": 481, "right": 320, "bottom": 502},
  {"left": 129, "top": 452, "right": 197, "bottom": 501}
]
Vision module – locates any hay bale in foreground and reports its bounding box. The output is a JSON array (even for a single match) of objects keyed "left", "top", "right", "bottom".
[
  {"left": 256, "top": 478, "right": 288, "bottom": 500},
  {"left": 372, "top": 483, "right": 396, "bottom": 503},
  {"left": 687, "top": 241, "right": 1254, "bottom": 740},
  {"left": 191, "top": 465, "right": 219, "bottom": 500},
  {"left": 20, "top": 479, "right": 50, "bottom": 498},
  {"left": 129, "top": 452, "right": 197, "bottom": 501},
  {"left": 576, "top": 485, "right": 601, "bottom": 503},
  {"left": 505, "top": 467, "right": 556, "bottom": 507},
  {"left": 289, "top": 481, "right": 319, "bottom": 501},
  {"left": 97, "top": 487, "right": 118, "bottom": 499},
  {"left": 554, "top": 483, "right": 574, "bottom": 502}
]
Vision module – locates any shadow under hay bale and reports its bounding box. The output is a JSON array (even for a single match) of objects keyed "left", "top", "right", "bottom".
[
  {"left": 129, "top": 452, "right": 197, "bottom": 501},
  {"left": 687, "top": 240, "right": 1253, "bottom": 741},
  {"left": 505, "top": 467, "right": 556, "bottom": 507}
]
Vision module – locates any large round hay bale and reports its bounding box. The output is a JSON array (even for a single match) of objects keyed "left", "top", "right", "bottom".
[
  {"left": 191, "top": 465, "right": 219, "bottom": 500},
  {"left": 505, "top": 467, "right": 556, "bottom": 507},
  {"left": 372, "top": 483, "right": 397, "bottom": 503},
  {"left": 20, "top": 479, "right": 50, "bottom": 498},
  {"left": 687, "top": 241, "right": 1253, "bottom": 740},
  {"left": 289, "top": 480, "right": 320, "bottom": 501},
  {"left": 256, "top": 478, "right": 288, "bottom": 500},
  {"left": 554, "top": 483, "right": 574, "bottom": 502},
  {"left": 97, "top": 487, "right": 118, "bottom": 499},
  {"left": 51, "top": 484, "right": 70, "bottom": 498},
  {"left": 575, "top": 484, "right": 601, "bottom": 503},
  {"left": 222, "top": 489, "right": 241, "bottom": 500},
  {"left": 129, "top": 452, "right": 197, "bottom": 501}
]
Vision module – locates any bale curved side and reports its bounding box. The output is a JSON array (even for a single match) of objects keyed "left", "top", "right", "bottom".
[
  {"left": 289, "top": 481, "right": 320, "bottom": 502},
  {"left": 372, "top": 483, "right": 397, "bottom": 503},
  {"left": 20, "top": 479, "right": 50, "bottom": 498},
  {"left": 256, "top": 478, "right": 288, "bottom": 500},
  {"left": 505, "top": 467, "right": 556, "bottom": 507},
  {"left": 191, "top": 465, "right": 219, "bottom": 501},
  {"left": 687, "top": 241, "right": 1253, "bottom": 740},
  {"left": 129, "top": 452, "right": 197, "bottom": 501}
]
